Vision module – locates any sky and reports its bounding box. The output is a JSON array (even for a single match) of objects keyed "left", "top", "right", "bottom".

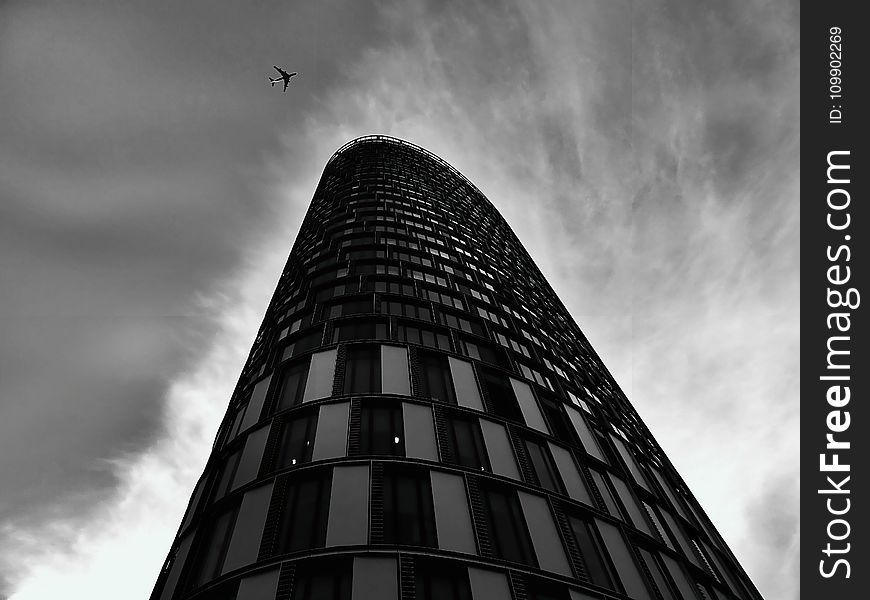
[{"left": 0, "top": 1, "right": 799, "bottom": 599}]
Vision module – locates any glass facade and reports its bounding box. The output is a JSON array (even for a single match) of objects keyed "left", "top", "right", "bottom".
[{"left": 151, "top": 135, "right": 762, "bottom": 600}]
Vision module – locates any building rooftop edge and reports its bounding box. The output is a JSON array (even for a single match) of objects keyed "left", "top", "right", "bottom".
[{"left": 327, "top": 135, "right": 489, "bottom": 204}]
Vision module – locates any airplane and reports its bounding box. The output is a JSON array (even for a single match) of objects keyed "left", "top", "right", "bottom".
[{"left": 269, "top": 66, "right": 298, "bottom": 92}]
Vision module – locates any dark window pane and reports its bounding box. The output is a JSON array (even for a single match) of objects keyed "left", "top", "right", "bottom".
[
  {"left": 198, "top": 580, "right": 239, "bottom": 600},
  {"left": 189, "top": 505, "right": 237, "bottom": 587},
  {"left": 277, "top": 359, "right": 310, "bottom": 412},
  {"left": 227, "top": 405, "right": 247, "bottom": 441},
  {"left": 360, "top": 400, "right": 404, "bottom": 456},
  {"left": 568, "top": 516, "right": 615, "bottom": 589},
  {"left": 479, "top": 370, "right": 523, "bottom": 422},
  {"left": 539, "top": 398, "right": 576, "bottom": 444},
  {"left": 525, "top": 438, "right": 564, "bottom": 493},
  {"left": 460, "top": 338, "right": 507, "bottom": 368},
  {"left": 276, "top": 412, "right": 318, "bottom": 470},
  {"left": 341, "top": 298, "right": 372, "bottom": 315},
  {"left": 383, "top": 466, "right": 437, "bottom": 547},
  {"left": 291, "top": 327, "right": 324, "bottom": 356},
  {"left": 334, "top": 319, "right": 386, "bottom": 342},
  {"left": 637, "top": 547, "right": 674, "bottom": 600},
  {"left": 293, "top": 557, "right": 352, "bottom": 600},
  {"left": 440, "top": 311, "right": 486, "bottom": 337},
  {"left": 526, "top": 577, "right": 570, "bottom": 600},
  {"left": 344, "top": 345, "right": 381, "bottom": 394},
  {"left": 418, "top": 351, "right": 456, "bottom": 404},
  {"left": 404, "top": 326, "right": 421, "bottom": 345},
  {"left": 276, "top": 471, "right": 332, "bottom": 554},
  {"left": 481, "top": 484, "right": 535, "bottom": 565},
  {"left": 214, "top": 447, "right": 243, "bottom": 499},
  {"left": 415, "top": 558, "right": 472, "bottom": 600},
  {"left": 398, "top": 323, "right": 451, "bottom": 350},
  {"left": 436, "top": 333, "right": 450, "bottom": 349},
  {"left": 447, "top": 416, "right": 490, "bottom": 471}
]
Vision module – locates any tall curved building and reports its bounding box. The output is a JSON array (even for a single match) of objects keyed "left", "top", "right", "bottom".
[{"left": 152, "top": 136, "right": 762, "bottom": 600}]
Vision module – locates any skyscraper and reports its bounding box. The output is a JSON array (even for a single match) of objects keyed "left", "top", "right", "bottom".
[{"left": 152, "top": 135, "right": 762, "bottom": 600}]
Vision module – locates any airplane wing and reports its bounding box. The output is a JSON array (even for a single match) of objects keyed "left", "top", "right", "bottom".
[
  {"left": 289, "top": 72, "right": 298, "bottom": 78},
  {"left": 274, "top": 65, "right": 289, "bottom": 77}
]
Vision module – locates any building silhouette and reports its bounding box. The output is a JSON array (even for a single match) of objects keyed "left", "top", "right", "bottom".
[{"left": 152, "top": 135, "right": 763, "bottom": 600}]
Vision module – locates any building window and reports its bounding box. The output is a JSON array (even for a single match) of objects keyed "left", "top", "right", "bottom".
[
  {"left": 446, "top": 415, "right": 490, "bottom": 471},
  {"left": 278, "top": 312, "right": 310, "bottom": 340},
  {"left": 276, "top": 470, "right": 332, "bottom": 554},
  {"left": 213, "top": 446, "right": 243, "bottom": 499},
  {"left": 275, "top": 411, "right": 318, "bottom": 469},
  {"left": 188, "top": 504, "right": 238, "bottom": 587},
  {"left": 397, "top": 322, "right": 451, "bottom": 350},
  {"left": 414, "top": 558, "right": 472, "bottom": 600},
  {"left": 326, "top": 297, "right": 373, "bottom": 319},
  {"left": 381, "top": 298, "right": 432, "bottom": 321},
  {"left": 370, "top": 278, "right": 415, "bottom": 296},
  {"left": 480, "top": 483, "right": 536, "bottom": 566},
  {"left": 276, "top": 359, "right": 310, "bottom": 413},
  {"left": 315, "top": 284, "right": 349, "bottom": 303},
  {"left": 223, "top": 403, "right": 247, "bottom": 444},
  {"left": 360, "top": 400, "right": 404, "bottom": 456},
  {"left": 636, "top": 547, "right": 677, "bottom": 600},
  {"left": 567, "top": 516, "right": 616, "bottom": 589},
  {"left": 538, "top": 397, "right": 576, "bottom": 445},
  {"left": 439, "top": 310, "right": 486, "bottom": 337},
  {"left": 293, "top": 557, "right": 352, "bottom": 600},
  {"left": 458, "top": 337, "right": 508, "bottom": 368},
  {"left": 423, "top": 288, "right": 464, "bottom": 310},
  {"left": 344, "top": 345, "right": 381, "bottom": 394},
  {"left": 525, "top": 577, "right": 570, "bottom": 600},
  {"left": 383, "top": 466, "right": 437, "bottom": 547},
  {"left": 283, "top": 326, "right": 324, "bottom": 359},
  {"left": 332, "top": 318, "right": 388, "bottom": 343},
  {"left": 589, "top": 468, "right": 623, "bottom": 518},
  {"left": 417, "top": 351, "right": 456, "bottom": 403},
  {"left": 478, "top": 369, "right": 523, "bottom": 422},
  {"left": 524, "top": 437, "right": 565, "bottom": 494}
]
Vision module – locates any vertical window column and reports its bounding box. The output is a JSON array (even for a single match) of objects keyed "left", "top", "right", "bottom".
[
  {"left": 275, "top": 473, "right": 330, "bottom": 554},
  {"left": 326, "top": 464, "right": 370, "bottom": 547},
  {"left": 239, "top": 374, "right": 273, "bottom": 433},
  {"left": 383, "top": 465, "right": 437, "bottom": 547},
  {"left": 517, "top": 491, "right": 572, "bottom": 576},
  {"left": 222, "top": 482, "right": 275, "bottom": 573},
  {"left": 595, "top": 519, "right": 653, "bottom": 600},
  {"left": 468, "top": 567, "right": 512, "bottom": 600},
  {"left": 431, "top": 471, "right": 477, "bottom": 554},
  {"left": 479, "top": 483, "right": 536, "bottom": 566},
  {"left": 448, "top": 357, "right": 484, "bottom": 411},
  {"left": 511, "top": 378, "right": 549, "bottom": 433},
  {"left": 403, "top": 402, "right": 439, "bottom": 461},
  {"left": 303, "top": 349, "right": 337, "bottom": 402},
  {"left": 381, "top": 345, "right": 411, "bottom": 395},
  {"left": 478, "top": 419, "right": 520, "bottom": 480},
  {"left": 344, "top": 345, "right": 381, "bottom": 394},
  {"left": 312, "top": 402, "right": 349, "bottom": 460},
  {"left": 232, "top": 424, "right": 271, "bottom": 490},
  {"left": 547, "top": 442, "right": 593, "bottom": 505},
  {"left": 352, "top": 556, "right": 398, "bottom": 600}
]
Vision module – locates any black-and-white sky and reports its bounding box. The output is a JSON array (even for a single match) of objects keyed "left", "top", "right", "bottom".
[{"left": 0, "top": 1, "right": 798, "bottom": 598}]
